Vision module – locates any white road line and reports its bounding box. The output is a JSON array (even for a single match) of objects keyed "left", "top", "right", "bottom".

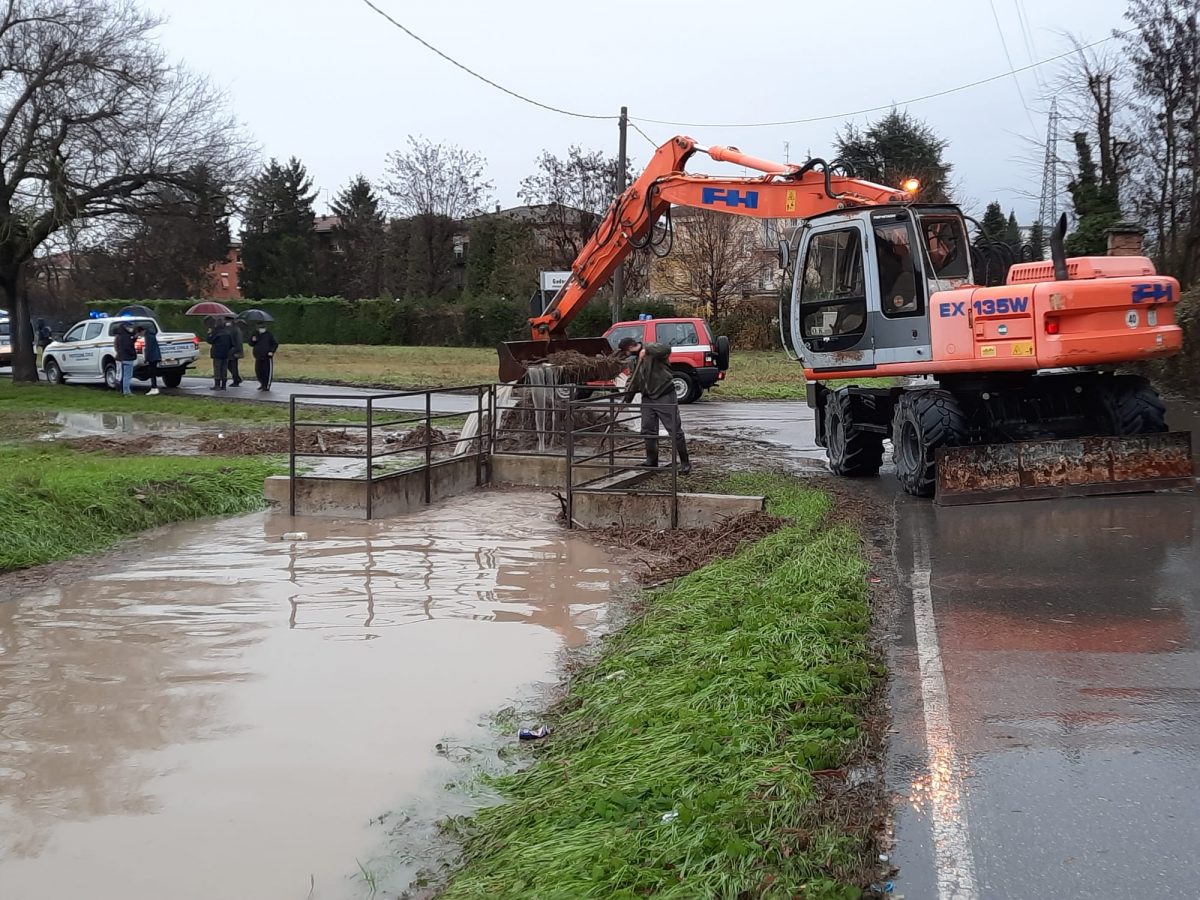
[{"left": 911, "top": 533, "right": 980, "bottom": 900}]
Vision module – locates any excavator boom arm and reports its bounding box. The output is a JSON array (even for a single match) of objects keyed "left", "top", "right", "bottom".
[{"left": 530, "top": 135, "right": 909, "bottom": 340}]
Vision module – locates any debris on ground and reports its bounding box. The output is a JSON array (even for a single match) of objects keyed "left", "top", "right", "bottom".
[
  {"left": 386, "top": 425, "right": 448, "bottom": 449},
  {"left": 590, "top": 510, "right": 786, "bottom": 584},
  {"left": 64, "top": 424, "right": 459, "bottom": 458},
  {"left": 518, "top": 726, "right": 551, "bottom": 741},
  {"left": 281, "top": 531, "right": 308, "bottom": 541}
]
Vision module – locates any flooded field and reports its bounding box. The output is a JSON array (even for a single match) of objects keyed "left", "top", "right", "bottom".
[{"left": 0, "top": 491, "right": 628, "bottom": 899}]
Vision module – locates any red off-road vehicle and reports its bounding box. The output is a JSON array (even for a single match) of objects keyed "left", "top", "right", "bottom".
[{"left": 599, "top": 316, "right": 730, "bottom": 403}]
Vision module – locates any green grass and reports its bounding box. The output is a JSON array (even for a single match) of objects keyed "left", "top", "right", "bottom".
[
  {"left": 269, "top": 344, "right": 898, "bottom": 402},
  {"left": 0, "top": 381, "right": 292, "bottom": 425},
  {"left": 442, "top": 474, "right": 877, "bottom": 900},
  {"left": 0, "top": 444, "right": 281, "bottom": 571}
]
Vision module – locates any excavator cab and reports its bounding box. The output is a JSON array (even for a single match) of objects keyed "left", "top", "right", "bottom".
[{"left": 780, "top": 204, "right": 972, "bottom": 371}]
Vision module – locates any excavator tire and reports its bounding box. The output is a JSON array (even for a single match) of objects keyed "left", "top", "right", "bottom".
[
  {"left": 893, "top": 389, "right": 968, "bottom": 497},
  {"left": 825, "top": 389, "right": 884, "bottom": 476},
  {"left": 1094, "top": 375, "right": 1168, "bottom": 435}
]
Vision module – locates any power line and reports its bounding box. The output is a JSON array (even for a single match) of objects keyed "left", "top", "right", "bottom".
[
  {"left": 356, "top": 0, "right": 618, "bottom": 121},
  {"left": 1012, "top": 0, "right": 1044, "bottom": 90},
  {"left": 989, "top": 0, "right": 1039, "bottom": 134},
  {"left": 360, "top": 0, "right": 1123, "bottom": 137},
  {"left": 629, "top": 31, "right": 1125, "bottom": 129},
  {"left": 629, "top": 120, "right": 659, "bottom": 148}
]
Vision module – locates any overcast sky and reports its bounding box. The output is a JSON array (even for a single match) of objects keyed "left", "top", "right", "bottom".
[{"left": 150, "top": 0, "right": 1130, "bottom": 224}]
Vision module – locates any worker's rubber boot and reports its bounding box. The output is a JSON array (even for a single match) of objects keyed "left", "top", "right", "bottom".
[
  {"left": 638, "top": 440, "right": 659, "bottom": 468},
  {"left": 677, "top": 445, "right": 691, "bottom": 475}
]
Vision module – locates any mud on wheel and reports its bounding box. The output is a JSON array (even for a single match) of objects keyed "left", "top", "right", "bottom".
[
  {"left": 825, "top": 389, "right": 884, "bottom": 476},
  {"left": 892, "top": 389, "right": 968, "bottom": 497}
]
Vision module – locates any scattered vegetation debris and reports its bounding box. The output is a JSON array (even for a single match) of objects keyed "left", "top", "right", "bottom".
[
  {"left": 387, "top": 425, "right": 449, "bottom": 449},
  {"left": 591, "top": 510, "right": 786, "bottom": 584},
  {"left": 528, "top": 350, "right": 627, "bottom": 382}
]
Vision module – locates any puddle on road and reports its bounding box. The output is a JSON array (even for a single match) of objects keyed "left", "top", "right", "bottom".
[{"left": 0, "top": 491, "right": 627, "bottom": 899}]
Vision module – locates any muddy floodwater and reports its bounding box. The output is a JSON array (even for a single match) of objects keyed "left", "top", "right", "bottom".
[{"left": 0, "top": 491, "right": 628, "bottom": 899}]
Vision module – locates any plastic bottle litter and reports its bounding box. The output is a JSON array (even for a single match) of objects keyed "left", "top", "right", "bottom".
[
  {"left": 518, "top": 726, "right": 550, "bottom": 741},
  {"left": 281, "top": 532, "right": 309, "bottom": 541},
  {"left": 660, "top": 810, "right": 679, "bottom": 823}
]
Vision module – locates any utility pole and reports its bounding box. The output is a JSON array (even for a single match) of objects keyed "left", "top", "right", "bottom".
[{"left": 612, "top": 105, "right": 628, "bottom": 324}]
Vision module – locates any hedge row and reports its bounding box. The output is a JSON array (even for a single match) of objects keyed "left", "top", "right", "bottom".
[{"left": 89, "top": 296, "right": 680, "bottom": 347}]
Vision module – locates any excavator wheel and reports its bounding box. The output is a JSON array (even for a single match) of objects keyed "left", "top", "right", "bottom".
[
  {"left": 825, "top": 389, "right": 884, "bottom": 476},
  {"left": 1092, "top": 374, "right": 1168, "bottom": 435},
  {"left": 893, "top": 389, "right": 968, "bottom": 497}
]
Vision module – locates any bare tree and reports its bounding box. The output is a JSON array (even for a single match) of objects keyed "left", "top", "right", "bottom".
[
  {"left": 0, "top": 0, "right": 254, "bottom": 381},
  {"left": 518, "top": 145, "right": 647, "bottom": 299},
  {"left": 658, "top": 209, "right": 764, "bottom": 323},
  {"left": 383, "top": 136, "right": 493, "bottom": 220},
  {"left": 1121, "top": 2, "right": 1200, "bottom": 285}
]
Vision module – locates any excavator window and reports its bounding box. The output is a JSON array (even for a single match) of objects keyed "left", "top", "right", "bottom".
[
  {"left": 872, "top": 217, "right": 921, "bottom": 318},
  {"left": 920, "top": 215, "right": 970, "bottom": 282},
  {"left": 799, "top": 227, "right": 867, "bottom": 351}
]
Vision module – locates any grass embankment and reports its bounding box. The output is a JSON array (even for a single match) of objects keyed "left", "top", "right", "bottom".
[
  {"left": 272, "top": 345, "right": 894, "bottom": 401},
  {"left": 0, "top": 444, "right": 278, "bottom": 571},
  {"left": 0, "top": 384, "right": 289, "bottom": 571},
  {"left": 443, "top": 474, "right": 879, "bottom": 899}
]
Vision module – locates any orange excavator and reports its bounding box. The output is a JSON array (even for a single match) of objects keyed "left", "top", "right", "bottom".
[{"left": 500, "top": 135, "right": 1194, "bottom": 503}]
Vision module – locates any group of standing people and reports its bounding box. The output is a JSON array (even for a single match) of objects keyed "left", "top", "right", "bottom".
[
  {"left": 205, "top": 316, "right": 278, "bottom": 391},
  {"left": 113, "top": 320, "right": 160, "bottom": 397}
]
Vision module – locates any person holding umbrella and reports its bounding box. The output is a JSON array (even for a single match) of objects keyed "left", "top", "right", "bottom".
[
  {"left": 245, "top": 309, "right": 279, "bottom": 391},
  {"left": 206, "top": 316, "right": 236, "bottom": 390}
]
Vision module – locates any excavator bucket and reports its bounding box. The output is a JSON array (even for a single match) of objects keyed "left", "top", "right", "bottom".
[
  {"left": 497, "top": 337, "right": 616, "bottom": 384},
  {"left": 935, "top": 431, "right": 1195, "bottom": 506}
]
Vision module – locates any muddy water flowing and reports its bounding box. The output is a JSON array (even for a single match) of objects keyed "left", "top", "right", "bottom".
[{"left": 0, "top": 491, "right": 627, "bottom": 899}]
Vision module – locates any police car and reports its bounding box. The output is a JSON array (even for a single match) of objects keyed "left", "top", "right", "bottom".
[{"left": 41, "top": 313, "right": 200, "bottom": 389}]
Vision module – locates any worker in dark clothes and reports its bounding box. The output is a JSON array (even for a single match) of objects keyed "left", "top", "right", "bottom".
[
  {"left": 135, "top": 325, "right": 163, "bottom": 395},
  {"left": 248, "top": 323, "right": 279, "bottom": 391},
  {"left": 206, "top": 316, "right": 236, "bottom": 390},
  {"left": 114, "top": 320, "right": 137, "bottom": 397},
  {"left": 228, "top": 319, "right": 245, "bottom": 386},
  {"left": 623, "top": 342, "right": 691, "bottom": 474}
]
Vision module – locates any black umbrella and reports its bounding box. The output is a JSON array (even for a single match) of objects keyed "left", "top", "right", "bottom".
[
  {"left": 116, "top": 304, "right": 155, "bottom": 318},
  {"left": 239, "top": 308, "right": 274, "bottom": 323}
]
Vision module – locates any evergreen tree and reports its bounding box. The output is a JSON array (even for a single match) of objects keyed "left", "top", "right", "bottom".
[
  {"left": 1029, "top": 221, "right": 1045, "bottom": 261},
  {"left": 240, "top": 157, "right": 318, "bottom": 299},
  {"left": 835, "top": 110, "right": 953, "bottom": 202},
  {"left": 1005, "top": 211, "right": 1022, "bottom": 253},
  {"left": 979, "top": 201, "right": 1008, "bottom": 243},
  {"left": 1065, "top": 132, "right": 1122, "bottom": 256},
  {"left": 324, "top": 174, "right": 386, "bottom": 299}
]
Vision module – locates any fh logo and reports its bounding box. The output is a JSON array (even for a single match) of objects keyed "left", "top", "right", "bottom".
[
  {"left": 701, "top": 187, "right": 759, "bottom": 209},
  {"left": 1131, "top": 282, "right": 1173, "bottom": 303}
]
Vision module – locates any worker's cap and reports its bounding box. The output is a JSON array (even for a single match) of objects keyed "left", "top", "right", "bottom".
[{"left": 617, "top": 337, "right": 641, "bottom": 351}]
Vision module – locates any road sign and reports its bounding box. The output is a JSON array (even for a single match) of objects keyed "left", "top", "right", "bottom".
[{"left": 539, "top": 271, "right": 571, "bottom": 292}]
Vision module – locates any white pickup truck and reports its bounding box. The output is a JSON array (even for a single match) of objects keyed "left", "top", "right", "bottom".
[{"left": 42, "top": 315, "right": 200, "bottom": 389}]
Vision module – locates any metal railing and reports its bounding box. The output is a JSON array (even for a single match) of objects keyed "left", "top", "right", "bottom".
[
  {"left": 288, "top": 385, "right": 492, "bottom": 518},
  {"left": 564, "top": 392, "right": 681, "bottom": 529}
]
